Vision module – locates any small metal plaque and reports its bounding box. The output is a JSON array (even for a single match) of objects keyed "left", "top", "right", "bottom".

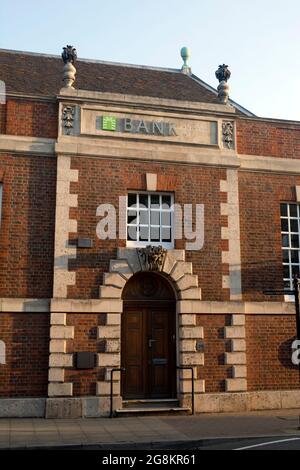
[
  {"left": 75, "top": 352, "right": 96, "bottom": 369},
  {"left": 152, "top": 358, "right": 168, "bottom": 365},
  {"left": 77, "top": 238, "right": 93, "bottom": 248},
  {"left": 196, "top": 340, "right": 205, "bottom": 352}
]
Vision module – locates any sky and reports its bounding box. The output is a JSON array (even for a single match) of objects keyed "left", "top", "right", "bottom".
[{"left": 1, "top": 0, "right": 300, "bottom": 120}]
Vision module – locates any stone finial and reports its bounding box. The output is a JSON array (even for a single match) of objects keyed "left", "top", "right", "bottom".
[
  {"left": 180, "top": 46, "right": 191, "bottom": 75},
  {"left": 215, "top": 64, "right": 231, "bottom": 104},
  {"left": 61, "top": 45, "right": 77, "bottom": 89}
]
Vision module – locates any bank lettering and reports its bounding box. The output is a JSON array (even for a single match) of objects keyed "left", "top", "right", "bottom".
[{"left": 99, "top": 115, "right": 177, "bottom": 136}]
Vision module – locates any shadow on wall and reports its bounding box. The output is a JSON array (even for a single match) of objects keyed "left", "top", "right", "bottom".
[
  {"left": 8, "top": 314, "right": 50, "bottom": 397},
  {"left": 64, "top": 254, "right": 287, "bottom": 300},
  {"left": 67, "top": 248, "right": 118, "bottom": 297},
  {"left": 0, "top": 155, "right": 56, "bottom": 298},
  {"left": 241, "top": 259, "right": 286, "bottom": 299}
]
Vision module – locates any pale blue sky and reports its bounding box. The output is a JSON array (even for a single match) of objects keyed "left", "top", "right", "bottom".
[{"left": 1, "top": 0, "right": 300, "bottom": 120}]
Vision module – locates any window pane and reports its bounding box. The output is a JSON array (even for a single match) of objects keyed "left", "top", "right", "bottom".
[
  {"left": 291, "top": 251, "right": 299, "bottom": 263},
  {"left": 161, "top": 212, "right": 171, "bottom": 226},
  {"left": 290, "top": 219, "right": 299, "bottom": 233},
  {"left": 150, "top": 226, "right": 160, "bottom": 241},
  {"left": 282, "top": 250, "right": 289, "bottom": 263},
  {"left": 150, "top": 211, "right": 160, "bottom": 225},
  {"left": 292, "top": 265, "right": 300, "bottom": 277},
  {"left": 282, "top": 234, "right": 289, "bottom": 247},
  {"left": 280, "top": 204, "right": 288, "bottom": 216},
  {"left": 128, "top": 194, "right": 137, "bottom": 208},
  {"left": 127, "top": 226, "right": 137, "bottom": 241},
  {"left": 162, "top": 227, "right": 171, "bottom": 242},
  {"left": 126, "top": 191, "right": 173, "bottom": 247},
  {"left": 291, "top": 235, "right": 299, "bottom": 248},
  {"left": 127, "top": 210, "right": 137, "bottom": 225},
  {"left": 139, "top": 226, "right": 149, "bottom": 241},
  {"left": 281, "top": 219, "right": 289, "bottom": 232},
  {"left": 139, "top": 194, "right": 148, "bottom": 209},
  {"left": 139, "top": 210, "right": 149, "bottom": 225},
  {"left": 284, "top": 280, "right": 291, "bottom": 289},
  {"left": 290, "top": 204, "right": 298, "bottom": 217},
  {"left": 283, "top": 265, "right": 290, "bottom": 279},
  {"left": 150, "top": 195, "right": 160, "bottom": 209},
  {"left": 162, "top": 195, "right": 171, "bottom": 209}
]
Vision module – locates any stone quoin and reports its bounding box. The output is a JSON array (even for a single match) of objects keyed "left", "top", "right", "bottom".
[{"left": 0, "top": 46, "right": 299, "bottom": 418}]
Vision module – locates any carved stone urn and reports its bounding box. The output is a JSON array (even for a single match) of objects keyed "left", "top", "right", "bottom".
[{"left": 61, "top": 45, "right": 77, "bottom": 89}]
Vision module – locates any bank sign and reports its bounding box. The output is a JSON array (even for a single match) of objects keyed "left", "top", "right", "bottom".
[{"left": 97, "top": 115, "right": 177, "bottom": 136}]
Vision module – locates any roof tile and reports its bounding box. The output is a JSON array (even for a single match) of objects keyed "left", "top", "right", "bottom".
[{"left": 0, "top": 50, "right": 220, "bottom": 104}]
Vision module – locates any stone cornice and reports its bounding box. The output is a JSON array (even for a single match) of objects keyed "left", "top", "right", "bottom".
[
  {"left": 5, "top": 92, "right": 57, "bottom": 103},
  {"left": 0, "top": 298, "right": 293, "bottom": 314},
  {"left": 0, "top": 298, "right": 50, "bottom": 312},
  {"left": 55, "top": 136, "right": 240, "bottom": 168},
  {"left": 0, "top": 135, "right": 299, "bottom": 176},
  {"left": 178, "top": 301, "right": 295, "bottom": 315},
  {"left": 57, "top": 88, "right": 237, "bottom": 117},
  {"left": 239, "top": 153, "right": 300, "bottom": 175},
  {"left": 237, "top": 115, "right": 300, "bottom": 127},
  {"left": 0, "top": 135, "right": 55, "bottom": 156}
]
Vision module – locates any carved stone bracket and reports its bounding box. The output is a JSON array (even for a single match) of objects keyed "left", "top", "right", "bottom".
[
  {"left": 222, "top": 121, "right": 234, "bottom": 149},
  {"left": 62, "top": 105, "right": 75, "bottom": 135},
  {"left": 137, "top": 245, "right": 167, "bottom": 272}
]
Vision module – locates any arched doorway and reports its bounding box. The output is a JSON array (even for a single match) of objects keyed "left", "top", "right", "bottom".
[{"left": 121, "top": 272, "right": 176, "bottom": 400}]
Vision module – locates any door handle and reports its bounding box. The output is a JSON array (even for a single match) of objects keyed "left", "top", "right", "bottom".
[{"left": 148, "top": 339, "right": 157, "bottom": 348}]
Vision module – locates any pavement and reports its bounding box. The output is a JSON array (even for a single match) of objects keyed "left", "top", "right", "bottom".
[{"left": 0, "top": 409, "right": 300, "bottom": 450}]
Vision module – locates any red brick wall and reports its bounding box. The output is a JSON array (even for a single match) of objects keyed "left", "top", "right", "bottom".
[
  {"left": 239, "top": 172, "right": 300, "bottom": 301},
  {"left": 197, "top": 314, "right": 229, "bottom": 393},
  {"left": 65, "top": 314, "right": 106, "bottom": 396},
  {"left": 0, "top": 153, "right": 56, "bottom": 297},
  {"left": 237, "top": 119, "right": 300, "bottom": 159},
  {"left": 5, "top": 99, "right": 58, "bottom": 138},
  {"left": 68, "top": 157, "right": 227, "bottom": 301},
  {"left": 0, "top": 103, "right": 6, "bottom": 134},
  {"left": 0, "top": 313, "right": 50, "bottom": 397},
  {"left": 246, "top": 315, "right": 299, "bottom": 390}
]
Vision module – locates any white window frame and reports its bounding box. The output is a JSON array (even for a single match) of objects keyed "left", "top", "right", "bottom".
[
  {"left": 126, "top": 191, "right": 174, "bottom": 249},
  {"left": 280, "top": 202, "right": 300, "bottom": 301}
]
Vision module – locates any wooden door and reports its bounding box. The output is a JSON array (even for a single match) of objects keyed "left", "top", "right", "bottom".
[{"left": 121, "top": 304, "right": 176, "bottom": 399}]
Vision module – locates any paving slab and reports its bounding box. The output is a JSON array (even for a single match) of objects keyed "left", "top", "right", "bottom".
[{"left": 0, "top": 409, "right": 299, "bottom": 449}]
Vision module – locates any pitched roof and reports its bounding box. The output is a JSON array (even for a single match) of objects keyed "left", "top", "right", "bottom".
[{"left": 0, "top": 49, "right": 252, "bottom": 115}]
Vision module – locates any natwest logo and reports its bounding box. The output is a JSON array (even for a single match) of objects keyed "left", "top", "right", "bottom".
[{"left": 99, "top": 115, "right": 177, "bottom": 136}]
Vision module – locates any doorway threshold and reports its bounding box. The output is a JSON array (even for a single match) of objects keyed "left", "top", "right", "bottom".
[{"left": 115, "top": 399, "right": 191, "bottom": 416}]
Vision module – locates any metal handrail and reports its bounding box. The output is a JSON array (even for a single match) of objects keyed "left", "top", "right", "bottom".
[
  {"left": 176, "top": 366, "right": 195, "bottom": 415},
  {"left": 110, "top": 367, "right": 125, "bottom": 418}
]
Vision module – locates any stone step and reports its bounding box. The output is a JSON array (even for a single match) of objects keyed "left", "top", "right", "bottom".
[
  {"left": 122, "top": 399, "right": 179, "bottom": 409},
  {"left": 115, "top": 406, "right": 191, "bottom": 417}
]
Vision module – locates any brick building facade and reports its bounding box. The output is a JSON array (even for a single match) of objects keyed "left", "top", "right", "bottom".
[{"left": 0, "top": 47, "right": 299, "bottom": 418}]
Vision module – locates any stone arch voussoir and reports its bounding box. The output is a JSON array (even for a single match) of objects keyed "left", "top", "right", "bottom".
[{"left": 99, "top": 248, "right": 201, "bottom": 301}]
